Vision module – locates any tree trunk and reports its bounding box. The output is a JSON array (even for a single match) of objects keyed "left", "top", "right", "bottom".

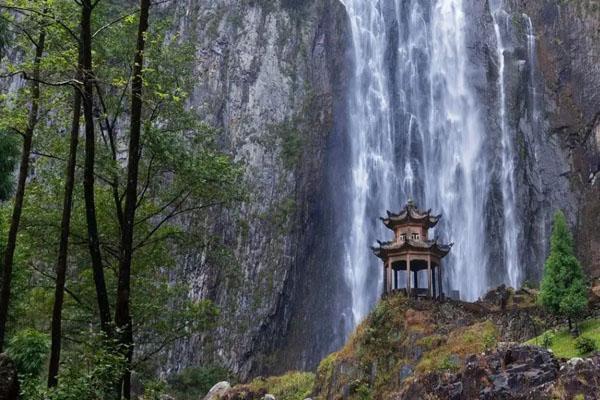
[
  {"left": 47, "top": 61, "right": 83, "bottom": 388},
  {"left": 0, "top": 30, "right": 46, "bottom": 352},
  {"left": 81, "top": 0, "right": 112, "bottom": 336},
  {"left": 115, "top": 1, "right": 150, "bottom": 397}
]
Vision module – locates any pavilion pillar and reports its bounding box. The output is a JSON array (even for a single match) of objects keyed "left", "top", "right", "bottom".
[
  {"left": 386, "top": 259, "right": 394, "bottom": 293},
  {"left": 432, "top": 266, "right": 437, "bottom": 299},
  {"left": 413, "top": 270, "right": 418, "bottom": 294},
  {"left": 437, "top": 263, "right": 443, "bottom": 298},
  {"left": 427, "top": 255, "right": 432, "bottom": 298},
  {"left": 406, "top": 254, "right": 411, "bottom": 297},
  {"left": 382, "top": 261, "right": 388, "bottom": 295}
]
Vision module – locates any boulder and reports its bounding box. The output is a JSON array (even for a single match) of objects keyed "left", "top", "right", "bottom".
[
  {"left": 552, "top": 355, "right": 600, "bottom": 398},
  {"left": 203, "top": 381, "right": 231, "bottom": 400},
  {"left": 0, "top": 353, "right": 19, "bottom": 400},
  {"left": 482, "top": 284, "right": 510, "bottom": 310},
  {"left": 263, "top": 395, "right": 276, "bottom": 400}
]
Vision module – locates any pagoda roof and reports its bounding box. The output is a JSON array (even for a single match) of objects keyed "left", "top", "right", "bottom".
[
  {"left": 371, "top": 238, "right": 453, "bottom": 259},
  {"left": 380, "top": 199, "right": 441, "bottom": 229}
]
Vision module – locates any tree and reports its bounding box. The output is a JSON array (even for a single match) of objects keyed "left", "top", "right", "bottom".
[
  {"left": 0, "top": 17, "right": 46, "bottom": 351},
  {"left": 80, "top": 0, "right": 113, "bottom": 338},
  {"left": 115, "top": 1, "right": 150, "bottom": 397},
  {"left": 47, "top": 49, "right": 83, "bottom": 388},
  {"left": 0, "top": 1, "right": 244, "bottom": 396},
  {"left": 539, "top": 210, "right": 588, "bottom": 331}
]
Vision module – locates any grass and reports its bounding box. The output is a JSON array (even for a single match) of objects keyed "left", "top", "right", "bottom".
[
  {"left": 526, "top": 318, "right": 600, "bottom": 358},
  {"left": 416, "top": 320, "right": 498, "bottom": 373},
  {"left": 247, "top": 371, "right": 315, "bottom": 400}
]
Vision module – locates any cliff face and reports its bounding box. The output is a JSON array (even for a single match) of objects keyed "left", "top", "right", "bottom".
[
  {"left": 165, "top": 0, "right": 600, "bottom": 380},
  {"left": 514, "top": 0, "right": 600, "bottom": 279},
  {"left": 164, "top": 0, "right": 352, "bottom": 380},
  {"left": 488, "top": 0, "right": 600, "bottom": 283}
]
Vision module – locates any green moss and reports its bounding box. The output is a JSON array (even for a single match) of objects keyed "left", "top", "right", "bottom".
[
  {"left": 416, "top": 321, "right": 498, "bottom": 373},
  {"left": 416, "top": 334, "right": 445, "bottom": 350},
  {"left": 317, "top": 352, "right": 338, "bottom": 377},
  {"left": 526, "top": 318, "right": 600, "bottom": 358},
  {"left": 248, "top": 371, "right": 315, "bottom": 400}
]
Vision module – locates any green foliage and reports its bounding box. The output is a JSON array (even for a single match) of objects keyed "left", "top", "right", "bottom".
[
  {"left": 539, "top": 211, "right": 588, "bottom": 323},
  {"left": 0, "top": 131, "right": 18, "bottom": 200},
  {"left": 43, "top": 335, "right": 127, "bottom": 400},
  {"left": 541, "top": 331, "right": 554, "bottom": 348},
  {"left": 248, "top": 371, "right": 315, "bottom": 400},
  {"left": 167, "top": 365, "right": 233, "bottom": 400},
  {"left": 439, "top": 355, "right": 460, "bottom": 372},
  {"left": 483, "top": 331, "right": 497, "bottom": 351},
  {"left": 350, "top": 380, "right": 371, "bottom": 400},
  {"left": 6, "top": 328, "right": 50, "bottom": 378},
  {"left": 0, "top": 0, "right": 245, "bottom": 395},
  {"left": 574, "top": 335, "right": 597, "bottom": 355},
  {"left": 526, "top": 319, "right": 600, "bottom": 358}
]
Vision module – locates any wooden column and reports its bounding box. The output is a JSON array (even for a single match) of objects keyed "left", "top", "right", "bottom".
[
  {"left": 413, "top": 270, "right": 418, "bottom": 293},
  {"left": 432, "top": 266, "right": 437, "bottom": 299},
  {"left": 406, "top": 254, "right": 411, "bottom": 297},
  {"left": 437, "top": 263, "right": 443, "bottom": 298},
  {"left": 383, "top": 261, "right": 388, "bottom": 295},
  {"left": 386, "top": 259, "right": 394, "bottom": 293},
  {"left": 427, "top": 255, "right": 432, "bottom": 298}
]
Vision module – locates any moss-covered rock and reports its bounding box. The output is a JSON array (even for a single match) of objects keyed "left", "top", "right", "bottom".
[
  {"left": 312, "top": 291, "right": 562, "bottom": 400},
  {"left": 225, "top": 371, "right": 314, "bottom": 400}
]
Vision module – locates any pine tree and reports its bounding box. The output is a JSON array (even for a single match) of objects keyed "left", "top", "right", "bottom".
[{"left": 539, "top": 211, "right": 588, "bottom": 331}]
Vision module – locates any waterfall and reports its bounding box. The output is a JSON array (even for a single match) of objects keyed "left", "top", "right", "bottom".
[
  {"left": 524, "top": 14, "right": 539, "bottom": 127},
  {"left": 339, "top": 0, "right": 524, "bottom": 328},
  {"left": 341, "top": 0, "right": 396, "bottom": 326},
  {"left": 491, "top": 1, "right": 521, "bottom": 289}
]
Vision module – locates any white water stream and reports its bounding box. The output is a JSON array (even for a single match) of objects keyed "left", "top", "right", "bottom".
[{"left": 340, "top": 0, "right": 524, "bottom": 327}]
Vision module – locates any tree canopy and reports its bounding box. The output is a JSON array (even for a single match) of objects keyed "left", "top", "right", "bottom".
[
  {"left": 538, "top": 210, "right": 587, "bottom": 329},
  {"left": 0, "top": 0, "right": 245, "bottom": 398}
]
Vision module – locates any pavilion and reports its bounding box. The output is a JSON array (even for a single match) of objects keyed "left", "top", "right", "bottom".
[{"left": 372, "top": 200, "right": 452, "bottom": 299}]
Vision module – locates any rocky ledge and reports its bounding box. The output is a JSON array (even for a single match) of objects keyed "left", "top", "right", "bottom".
[{"left": 400, "top": 344, "right": 600, "bottom": 400}]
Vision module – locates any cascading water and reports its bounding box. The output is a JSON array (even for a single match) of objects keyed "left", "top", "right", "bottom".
[
  {"left": 491, "top": 0, "right": 521, "bottom": 290},
  {"left": 340, "top": 0, "right": 524, "bottom": 328},
  {"left": 341, "top": 0, "right": 397, "bottom": 325}
]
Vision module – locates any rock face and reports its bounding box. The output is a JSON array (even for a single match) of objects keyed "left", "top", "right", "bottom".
[
  {"left": 401, "top": 345, "right": 560, "bottom": 399},
  {"left": 163, "top": 0, "right": 352, "bottom": 380},
  {"left": 164, "top": 0, "right": 600, "bottom": 380},
  {"left": 401, "top": 346, "right": 600, "bottom": 400},
  {"left": 503, "top": 0, "right": 600, "bottom": 283},
  {"left": 0, "top": 353, "right": 19, "bottom": 400}
]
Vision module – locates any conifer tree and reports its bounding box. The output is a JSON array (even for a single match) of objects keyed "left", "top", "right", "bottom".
[{"left": 539, "top": 211, "right": 587, "bottom": 330}]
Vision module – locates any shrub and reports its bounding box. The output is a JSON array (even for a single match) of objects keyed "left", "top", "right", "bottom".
[
  {"left": 6, "top": 328, "right": 50, "bottom": 377},
  {"left": 439, "top": 355, "right": 460, "bottom": 372},
  {"left": 249, "top": 371, "right": 314, "bottom": 400},
  {"left": 541, "top": 332, "right": 554, "bottom": 348},
  {"left": 483, "top": 332, "right": 497, "bottom": 351},
  {"left": 574, "top": 336, "right": 597, "bottom": 355}
]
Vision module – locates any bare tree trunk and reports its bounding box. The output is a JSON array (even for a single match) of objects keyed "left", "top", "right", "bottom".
[
  {"left": 81, "top": 0, "right": 112, "bottom": 336},
  {"left": 115, "top": 1, "right": 150, "bottom": 397},
  {"left": 0, "top": 29, "right": 46, "bottom": 352},
  {"left": 47, "top": 58, "right": 83, "bottom": 387}
]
